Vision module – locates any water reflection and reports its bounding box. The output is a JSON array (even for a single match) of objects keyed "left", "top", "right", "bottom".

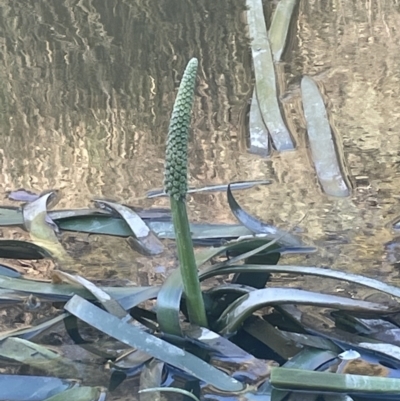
[{"left": 0, "top": 0, "right": 400, "bottom": 302}]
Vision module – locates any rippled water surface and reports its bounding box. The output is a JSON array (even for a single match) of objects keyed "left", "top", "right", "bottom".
[{"left": 1, "top": 0, "right": 400, "bottom": 332}]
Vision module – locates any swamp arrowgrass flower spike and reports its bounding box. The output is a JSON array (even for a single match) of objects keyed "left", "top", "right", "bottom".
[{"left": 164, "top": 58, "right": 208, "bottom": 328}]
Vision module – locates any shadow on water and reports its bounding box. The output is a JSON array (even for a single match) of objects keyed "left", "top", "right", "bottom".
[{"left": 1, "top": 0, "right": 400, "bottom": 399}]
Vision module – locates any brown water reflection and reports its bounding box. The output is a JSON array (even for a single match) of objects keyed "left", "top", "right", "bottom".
[{"left": 1, "top": 1, "right": 400, "bottom": 292}]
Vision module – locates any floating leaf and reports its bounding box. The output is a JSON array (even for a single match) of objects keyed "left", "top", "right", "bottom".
[
  {"left": 301, "top": 76, "right": 350, "bottom": 197},
  {"left": 42, "top": 386, "right": 105, "bottom": 401},
  {"left": 269, "top": 0, "right": 298, "bottom": 62},
  {"left": 248, "top": 89, "right": 270, "bottom": 157},
  {"left": 246, "top": 0, "right": 294, "bottom": 151},
  {"left": 64, "top": 295, "right": 244, "bottom": 392}
]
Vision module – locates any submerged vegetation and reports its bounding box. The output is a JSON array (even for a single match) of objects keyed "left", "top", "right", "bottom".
[{"left": 0, "top": 56, "right": 400, "bottom": 401}]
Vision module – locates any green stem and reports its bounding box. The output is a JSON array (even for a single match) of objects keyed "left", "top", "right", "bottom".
[
  {"left": 171, "top": 197, "right": 208, "bottom": 327},
  {"left": 164, "top": 58, "right": 207, "bottom": 327}
]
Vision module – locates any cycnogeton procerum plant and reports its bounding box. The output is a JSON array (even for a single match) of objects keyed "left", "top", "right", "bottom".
[{"left": 164, "top": 58, "right": 208, "bottom": 328}]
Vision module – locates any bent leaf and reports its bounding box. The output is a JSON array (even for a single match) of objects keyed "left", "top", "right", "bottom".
[
  {"left": 227, "top": 184, "right": 302, "bottom": 246},
  {"left": 216, "top": 288, "right": 393, "bottom": 335},
  {"left": 22, "top": 192, "right": 72, "bottom": 262},
  {"left": 94, "top": 199, "right": 163, "bottom": 256}
]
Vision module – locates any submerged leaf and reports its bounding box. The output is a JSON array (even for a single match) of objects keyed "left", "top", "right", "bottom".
[
  {"left": 0, "top": 263, "right": 22, "bottom": 278},
  {"left": 0, "top": 337, "right": 79, "bottom": 377},
  {"left": 42, "top": 386, "right": 104, "bottom": 401},
  {"left": 246, "top": 0, "right": 294, "bottom": 151},
  {"left": 249, "top": 89, "right": 270, "bottom": 157},
  {"left": 65, "top": 295, "right": 244, "bottom": 392},
  {"left": 139, "top": 388, "right": 200, "bottom": 401},
  {"left": 0, "top": 239, "right": 52, "bottom": 259},
  {"left": 94, "top": 199, "right": 164, "bottom": 256},
  {"left": 0, "top": 312, "right": 69, "bottom": 341},
  {"left": 0, "top": 374, "right": 77, "bottom": 401}
]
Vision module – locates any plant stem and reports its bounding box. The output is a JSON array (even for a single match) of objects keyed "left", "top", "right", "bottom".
[{"left": 171, "top": 197, "right": 208, "bottom": 327}]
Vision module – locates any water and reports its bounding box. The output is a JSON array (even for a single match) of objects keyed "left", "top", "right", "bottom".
[
  {"left": 0, "top": 0, "right": 397, "bottom": 280},
  {"left": 1, "top": 0, "right": 400, "bottom": 397}
]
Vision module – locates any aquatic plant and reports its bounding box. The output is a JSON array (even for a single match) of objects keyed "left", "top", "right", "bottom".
[{"left": 164, "top": 57, "right": 208, "bottom": 328}]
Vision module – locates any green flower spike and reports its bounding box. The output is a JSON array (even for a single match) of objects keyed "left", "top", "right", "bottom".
[
  {"left": 164, "top": 58, "right": 208, "bottom": 328},
  {"left": 164, "top": 57, "right": 198, "bottom": 201}
]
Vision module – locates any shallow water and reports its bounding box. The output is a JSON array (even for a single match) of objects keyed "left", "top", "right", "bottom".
[
  {"left": 1, "top": 0, "right": 399, "bottom": 282},
  {"left": 1, "top": 0, "right": 400, "bottom": 395}
]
